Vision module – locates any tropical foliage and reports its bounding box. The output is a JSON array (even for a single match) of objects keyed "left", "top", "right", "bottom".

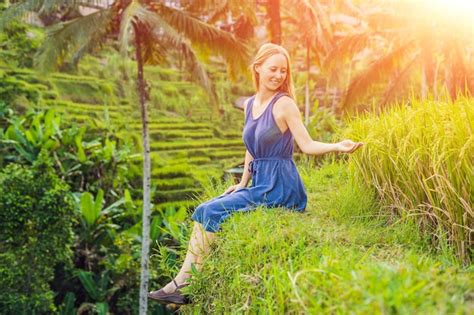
[
  {"left": 0, "top": 0, "right": 473, "bottom": 313},
  {"left": 0, "top": 154, "right": 75, "bottom": 314},
  {"left": 322, "top": 0, "right": 474, "bottom": 110}
]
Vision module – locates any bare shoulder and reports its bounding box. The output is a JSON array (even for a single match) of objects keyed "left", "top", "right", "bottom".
[{"left": 274, "top": 95, "right": 300, "bottom": 116}]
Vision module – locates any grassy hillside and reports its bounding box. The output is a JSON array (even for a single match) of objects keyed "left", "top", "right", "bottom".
[{"left": 178, "top": 160, "right": 473, "bottom": 314}]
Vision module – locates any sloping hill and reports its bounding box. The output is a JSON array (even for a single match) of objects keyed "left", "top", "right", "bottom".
[
  {"left": 4, "top": 64, "right": 247, "bottom": 214},
  {"left": 181, "top": 161, "right": 472, "bottom": 314}
]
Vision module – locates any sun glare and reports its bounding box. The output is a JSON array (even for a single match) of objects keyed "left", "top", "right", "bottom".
[
  {"left": 429, "top": 0, "right": 474, "bottom": 20},
  {"left": 436, "top": 0, "right": 474, "bottom": 11},
  {"left": 411, "top": 0, "right": 474, "bottom": 32}
]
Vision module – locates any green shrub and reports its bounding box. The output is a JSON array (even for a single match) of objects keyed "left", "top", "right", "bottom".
[
  {"left": 0, "top": 21, "right": 41, "bottom": 68},
  {"left": 0, "top": 154, "right": 75, "bottom": 313}
]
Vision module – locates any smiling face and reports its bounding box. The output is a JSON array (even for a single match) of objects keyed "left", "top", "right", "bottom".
[{"left": 255, "top": 53, "right": 288, "bottom": 93}]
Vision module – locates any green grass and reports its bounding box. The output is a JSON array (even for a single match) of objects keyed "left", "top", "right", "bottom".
[
  {"left": 153, "top": 165, "right": 193, "bottom": 179},
  {"left": 51, "top": 77, "right": 115, "bottom": 105},
  {"left": 341, "top": 98, "right": 473, "bottom": 263},
  {"left": 149, "top": 130, "right": 214, "bottom": 140},
  {"left": 155, "top": 177, "right": 198, "bottom": 190},
  {"left": 155, "top": 188, "right": 202, "bottom": 203},
  {"left": 208, "top": 150, "right": 244, "bottom": 160},
  {"left": 155, "top": 200, "right": 199, "bottom": 212},
  {"left": 130, "top": 122, "right": 212, "bottom": 131},
  {"left": 164, "top": 160, "right": 473, "bottom": 314}
]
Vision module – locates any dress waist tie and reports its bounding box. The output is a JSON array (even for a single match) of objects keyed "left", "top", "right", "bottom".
[{"left": 248, "top": 157, "right": 292, "bottom": 176}]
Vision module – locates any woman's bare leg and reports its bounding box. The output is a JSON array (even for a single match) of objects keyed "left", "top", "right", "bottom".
[{"left": 159, "top": 222, "right": 216, "bottom": 293}]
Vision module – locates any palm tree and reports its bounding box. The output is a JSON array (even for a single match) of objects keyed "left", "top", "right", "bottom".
[
  {"left": 0, "top": 1, "right": 249, "bottom": 313},
  {"left": 283, "top": 0, "right": 334, "bottom": 125},
  {"left": 185, "top": 0, "right": 257, "bottom": 42},
  {"left": 323, "top": 1, "right": 474, "bottom": 111}
]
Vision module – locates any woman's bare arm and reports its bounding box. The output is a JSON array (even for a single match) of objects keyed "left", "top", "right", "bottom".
[
  {"left": 239, "top": 98, "right": 254, "bottom": 187},
  {"left": 277, "top": 97, "right": 363, "bottom": 155},
  {"left": 239, "top": 150, "right": 254, "bottom": 187}
]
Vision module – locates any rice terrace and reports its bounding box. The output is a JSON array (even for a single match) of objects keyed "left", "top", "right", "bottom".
[{"left": 0, "top": 0, "right": 472, "bottom": 314}]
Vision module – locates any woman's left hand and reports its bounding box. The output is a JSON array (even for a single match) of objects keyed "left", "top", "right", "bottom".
[{"left": 336, "top": 140, "right": 364, "bottom": 154}]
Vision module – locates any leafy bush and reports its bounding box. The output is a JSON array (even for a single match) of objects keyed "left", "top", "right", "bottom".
[
  {"left": 1, "top": 107, "right": 140, "bottom": 196},
  {"left": 0, "top": 21, "right": 41, "bottom": 68},
  {"left": 0, "top": 153, "right": 75, "bottom": 313}
]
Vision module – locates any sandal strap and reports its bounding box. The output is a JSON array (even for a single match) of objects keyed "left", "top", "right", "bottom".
[{"left": 176, "top": 283, "right": 189, "bottom": 289}]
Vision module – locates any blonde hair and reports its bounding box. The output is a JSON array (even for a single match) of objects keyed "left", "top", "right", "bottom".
[{"left": 251, "top": 43, "right": 295, "bottom": 100}]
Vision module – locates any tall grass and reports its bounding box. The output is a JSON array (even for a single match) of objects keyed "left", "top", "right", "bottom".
[{"left": 341, "top": 97, "right": 473, "bottom": 263}]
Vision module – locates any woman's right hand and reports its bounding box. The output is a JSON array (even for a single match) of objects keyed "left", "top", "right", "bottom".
[{"left": 224, "top": 183, "right": 246, "bottom": 195}]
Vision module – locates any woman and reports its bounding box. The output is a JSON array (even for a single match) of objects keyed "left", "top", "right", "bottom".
[{"left": 148, "top": 43, "right": 363, "bottom": 305}]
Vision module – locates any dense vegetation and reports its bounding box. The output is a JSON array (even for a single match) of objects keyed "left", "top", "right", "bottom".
[
  {"left": 0, "top": 19, "right": 250, "bottom": 313},
  {"left": 0, "top": 0, "right": 472, "bottom": 313}
]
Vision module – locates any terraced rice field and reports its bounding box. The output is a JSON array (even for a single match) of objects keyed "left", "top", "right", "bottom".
[{"left": 6, "top": 66, "right": 245, "bottom": 213}]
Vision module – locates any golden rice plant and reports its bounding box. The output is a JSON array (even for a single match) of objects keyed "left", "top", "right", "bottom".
[{"left": 341, "top": 97, "right": 473, "bottom": 263}]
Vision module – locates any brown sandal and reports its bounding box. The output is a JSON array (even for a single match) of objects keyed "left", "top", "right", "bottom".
[{"left": 148, "top": 279, "right": 190, "bottom": 305}]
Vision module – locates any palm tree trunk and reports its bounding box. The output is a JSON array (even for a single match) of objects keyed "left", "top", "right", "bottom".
[
  {"left": 267, "top": 0, "right": 281, "bottom": 45},
  {"left": 134, "top": 23, "right": 151, "bottom": 315},
  {"left": 305, "top": 41, "right": 310, "bottom": 126}
]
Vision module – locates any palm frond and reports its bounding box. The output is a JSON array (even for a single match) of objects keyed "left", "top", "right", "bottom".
[
  {"left": 284, "top": 0, "right": 332, "bottom": 71},
  {"left": 363, "top": 6, "right": 410, "bottom": 34},
  {"left": 148, "top": 1, "right": 250, "bottom": 72},
  {"left": 123, "top": 3, "right": 219, "bottom": 108},
  {"left": 312, "top": 0, "right": 334, "bottom": 47},
  {"left": 141, "top": 29, "right": 167, "bottom": 66},
  {"left": 323, "top": 32, "right": 372, "bottom": 71},
  {"left": 35, "top": 8, "right": 112, "bottom": 73},
  {"left": 169, "top": 38, "right": 218, "bottom": 108},
  {"left": 145, "top": 18, "right": 218, "bottom": 108},
  {"left": 343, "top": 39, "right": 416, "bottom": 109},
  {"left": 0, "top": 0, "right": 38, "bottom": 31},
  {"left": 0, "top": 0, "right": 105, "bottom": 31},
  {"left": 118, "top": 0, "right": 141, "bottom": 57},
  {"left": 285, "top": 0, "right": 318, "bottom": 39},
  {"left": 380, "top": 51, "right": 420, "bottom": 106},
  {"left": 183, "top": 0, "right": 221, "bottom": 13},
  {"left": 205, "top": 0, "right": 229, "bottom": 24}
]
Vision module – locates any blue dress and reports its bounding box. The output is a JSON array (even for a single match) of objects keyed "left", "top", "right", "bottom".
[{"left": 191, "top": 92, "right": 307, "bottom": 232}]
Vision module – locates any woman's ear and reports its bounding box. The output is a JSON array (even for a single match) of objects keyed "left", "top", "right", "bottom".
[{"left": 254, "top": 64, "right": 260, "bottom": 74}]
